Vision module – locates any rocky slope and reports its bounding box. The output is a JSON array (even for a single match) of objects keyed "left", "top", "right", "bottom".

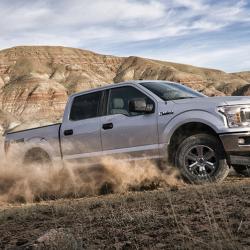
[{"left": 0, "top": 46, "right": 249, "bottom": 132}]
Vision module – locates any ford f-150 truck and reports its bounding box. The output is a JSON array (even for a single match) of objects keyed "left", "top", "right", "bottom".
[{"left": 4, "top": 80, "right": 250, "bottom": 183}]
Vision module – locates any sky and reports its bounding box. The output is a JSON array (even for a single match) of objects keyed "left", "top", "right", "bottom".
[{"left": 0, "top": 0, "right": 250, "bottom": 72}]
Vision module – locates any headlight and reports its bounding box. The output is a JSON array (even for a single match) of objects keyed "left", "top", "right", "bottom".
[{"left": 218, "top": 105, "right": 250, "bottom": 128}]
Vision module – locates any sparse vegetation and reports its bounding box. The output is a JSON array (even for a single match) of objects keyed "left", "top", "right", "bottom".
[{"left": 0, "top": 176, "right": 249, "bottom": 249}]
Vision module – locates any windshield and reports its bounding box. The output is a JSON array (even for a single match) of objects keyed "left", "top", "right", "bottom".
[{"left": 140, "top": 81, "right": 205, "bottom": 101}]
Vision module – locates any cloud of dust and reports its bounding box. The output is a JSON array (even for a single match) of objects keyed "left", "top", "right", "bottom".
[{"left": 0, "top": 143, "right": 183, "bottom": 203}]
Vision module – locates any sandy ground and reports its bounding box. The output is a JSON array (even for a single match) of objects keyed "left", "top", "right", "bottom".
[
  {"left": 0, "top": 175, "right": 249, "bottom": 250},
  {"left": 0, "top": 136, "right": 249, "bottom": 249}
]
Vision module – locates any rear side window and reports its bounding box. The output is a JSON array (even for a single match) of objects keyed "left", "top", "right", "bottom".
[{"left": 70, "top": 91, "right": 102, "bottom": 121}]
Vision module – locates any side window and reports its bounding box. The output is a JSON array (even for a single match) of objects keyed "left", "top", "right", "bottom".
[
  {"left": 70, "top": 91, "right": 102, "bottom": 121},
  {"left": 108, "top": 86, "right": 154, "bottom": 116}
]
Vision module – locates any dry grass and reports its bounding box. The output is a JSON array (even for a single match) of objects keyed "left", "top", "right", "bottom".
[{"left": 0, "top": 176, "right": 249, "bottom": 249}]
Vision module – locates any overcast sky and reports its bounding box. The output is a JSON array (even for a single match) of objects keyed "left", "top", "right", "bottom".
[{"left": 0, "top": 0, "right": 250, "bottom": 72}]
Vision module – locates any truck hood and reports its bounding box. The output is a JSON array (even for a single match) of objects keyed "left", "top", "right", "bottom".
[{"left": 172, "top": 96, "right": 250, "bottom": 106}]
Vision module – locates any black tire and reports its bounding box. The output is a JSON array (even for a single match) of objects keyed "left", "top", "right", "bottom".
[
  {"left": 23, "top": 148, "right": 52, "bottom": 166},
  {"left": 232, "top": 165, "right": 250, "bottom": 177},
  {"left": 175, "top": 134, "right": 229, "bottom": 184}
]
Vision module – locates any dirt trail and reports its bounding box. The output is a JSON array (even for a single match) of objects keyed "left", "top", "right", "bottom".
[
  {"left": 0, "top": 176, "right": 249, "bottom": 249},
  {"left": 0, "top": 140, "right": 249, "bottom": 249}
]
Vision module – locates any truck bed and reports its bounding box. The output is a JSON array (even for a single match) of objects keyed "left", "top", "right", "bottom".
[
  {"left": 6, "top": 123, "right": 61, "bottom": 140},
  {"left": 7, "top": 123, "right": 61, "bottom": 137},
  {"left": 5, "top": 123, "right": 62, "bottom": 160}
]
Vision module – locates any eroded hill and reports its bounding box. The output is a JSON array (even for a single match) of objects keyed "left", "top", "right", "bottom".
[{"left": 0, "top": 46, "right": 249, "bottom": 131}]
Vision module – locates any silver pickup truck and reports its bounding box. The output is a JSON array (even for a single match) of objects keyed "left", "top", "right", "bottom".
[{"left": 5, "top": 80, "right": 250, "bottom": 183}]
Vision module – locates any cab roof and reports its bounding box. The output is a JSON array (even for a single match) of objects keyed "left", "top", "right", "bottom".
[{"left": 69, "top": 80, "right": 177, "bottom": 98}]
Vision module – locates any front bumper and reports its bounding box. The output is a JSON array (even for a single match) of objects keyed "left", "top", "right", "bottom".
[{"left": 219, "top": 132, "right": 250, "bottom": 166}]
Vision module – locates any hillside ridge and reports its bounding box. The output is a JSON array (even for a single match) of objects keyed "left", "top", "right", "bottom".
[{"left": 0, "top": 45, "right": 249, "bottom": 131}]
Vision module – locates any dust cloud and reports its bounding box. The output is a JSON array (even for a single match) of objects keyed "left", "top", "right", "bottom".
[{"left": 0, "top": 143, "right": 182, "bottom": 203}]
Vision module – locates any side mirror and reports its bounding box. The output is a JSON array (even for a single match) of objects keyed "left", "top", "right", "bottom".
[{"left": 129, "top": 98, "right": 154, "bottom": 113}]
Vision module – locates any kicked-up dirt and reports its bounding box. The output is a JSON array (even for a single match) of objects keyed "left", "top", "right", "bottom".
[{"left": 0, "top": 175, "right": 249, "bottom": 250}]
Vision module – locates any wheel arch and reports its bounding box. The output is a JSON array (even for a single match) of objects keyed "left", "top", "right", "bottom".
[
  {"left": 23, "top": 146, "right": 52, "bottom": 165},
  {"left": 25, "top": 137, "right": 58, "bottom": 161},
  {"left": 167, "top": 121, "right": 224, "bottom": 165}
]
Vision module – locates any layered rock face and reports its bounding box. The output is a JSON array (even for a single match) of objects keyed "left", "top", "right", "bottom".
[
  {"left": 114, "top": 56, "right": 249, "bottom": 96},
  {"left": 0, "top": 109, "right": 20, "bottom": 135},
  {"left": 0, "top": 46, "right": 249, "bottom": 131},
  {"left": 1, "top": 76, "right": 67, "bottom": 121},
  {"left": 0, "top": 46, "right": 123, "bottom": 129},
  {"left": 232, "top": 71, "right": 250, "bottom": 82}
]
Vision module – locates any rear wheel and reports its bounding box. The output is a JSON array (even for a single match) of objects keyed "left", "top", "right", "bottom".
[
  {"left": 175, "top": 134, "right": 229, "bottom": 184},
  {"left": 232, "top": 165, "right": 250, "bottom": 177},
  {"left": 23, "top": 148, "right": 52, "bottom": 167}
]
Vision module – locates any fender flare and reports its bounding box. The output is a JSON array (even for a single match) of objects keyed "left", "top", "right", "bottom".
[{"left": 161, "top": 110, "right": 225, "bottom": 145}]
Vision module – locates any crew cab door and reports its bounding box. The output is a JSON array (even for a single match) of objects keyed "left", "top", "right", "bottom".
[
  {"left": 101, "top": 85, "right": 159, "bottom": 159},
  {"left": 60, "top": 90, "right": 103, "bottom": 161}
]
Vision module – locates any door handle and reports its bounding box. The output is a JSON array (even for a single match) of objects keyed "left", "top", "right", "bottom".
[
  {"left": 64, "top": 129, "right": 73, "bottom": 136},
  {"left": 102, "top": 123, "right": 113, "bottom": 130}
]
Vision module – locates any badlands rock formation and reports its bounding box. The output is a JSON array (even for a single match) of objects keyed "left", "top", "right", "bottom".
[{"left": 0, "top": 46, "right": 249, "bottom": 132}]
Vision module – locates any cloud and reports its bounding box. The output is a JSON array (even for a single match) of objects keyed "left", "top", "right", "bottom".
[
  {"left": 160, "top": 44, "right": 250, "bottom": 72},
  {"left": 0, "top": 0, "right": 249, "bottom": 71},
  {"left": 172, "top": 0, "right": 207, "bottom": 10}
]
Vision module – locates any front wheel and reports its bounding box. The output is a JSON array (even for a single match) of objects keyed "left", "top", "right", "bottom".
[{"left": 175, "top": 134, "right": 229, "bottom": 184}]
